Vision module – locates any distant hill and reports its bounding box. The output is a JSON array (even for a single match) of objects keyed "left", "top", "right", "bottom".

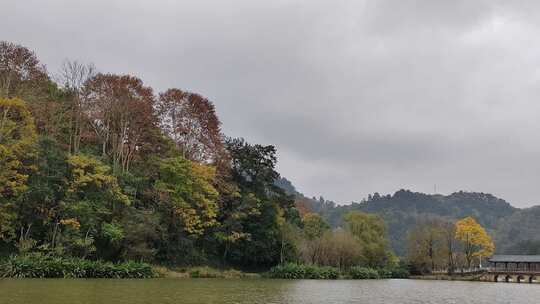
[
  {"left": 494, "top": 206, "right": 540, "bottom": 254},
  {"left": 276, "top": 177, "right": 532, "bottom": 256}
]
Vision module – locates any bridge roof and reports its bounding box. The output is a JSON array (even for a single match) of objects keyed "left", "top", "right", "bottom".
[{"left": 489, "top": 255, "right": 540, "bottom": 263}]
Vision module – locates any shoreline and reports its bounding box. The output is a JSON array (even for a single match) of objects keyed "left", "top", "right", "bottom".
[
  {"left": 154, "top": 266, "right": 261, "bottom": 279},
  {"left": 409, "top": 274, "right": 481, "bottom": 281}
]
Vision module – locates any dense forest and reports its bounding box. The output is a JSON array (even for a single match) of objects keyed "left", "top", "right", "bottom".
[
  {"left": 0, "top": 40, "right": 301, "bottom": 268},
  {"left": 0, "top": 40, "right": 533, "bottom": 279},
  {"left": 0, "top": 41, "right": 402, "bottom": 276},
  {"left": 281, "top": 178, "right": 538, "bottom": 256}
]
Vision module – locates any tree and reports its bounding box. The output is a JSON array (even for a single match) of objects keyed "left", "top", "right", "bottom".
[
  {"left": 57, "top": 60, "right": 96, "bottom": 154},
  {"left": 344, "top": 211, "right": 390, "bottom": 267},
  {"left": 66, "top": 154, "right": 130, "bottom": 208},
  {"left": 15, "top": 137, "right": 68, "bottom": 250},
  {"left": 154, "top": 157, "right": 219, "bottom": 236},
  {"left": 60, "top": 154, "right": 130, "bottom": 257},
  {"left": 319, "top": 230, "right": 363, "bottom": 269},
  {"left": 277, "top": 208, "right": 301, "bottom": 265},
  {"left": 300, "top": 213, "right": 330, "bottom": 264},
  {"left": 407, "top": 218, "right": 446, "bottom": 273},
  {"left": 27, "top": 83, "right": 69, "bottom": 141},
  {"left": 294, "top": 197, "right": 312, "bottom": 217},
  {"left": 119, "top": 208, "right": 160, "bottom": 262},
  {"left": 157, "top": 89, "right": 224, "bottom": 163},
  {"left": 212, "top": 172, "right": 258, "bottom": 263},
  {"left": 298, "top": 230, "right": 362, "bottom": 269},
  {"left": 441, "top": 220, "right": 457, "bottom": 274},
  {"left": 0, "top": 96, "right": 38, "bottom": 244},
  {"left": 455, "top": 216, "right": 495, "bottom": 269},
  {"left": 221, "top": 138, "right": 297, "bottom": 266},
  {"left": 82, "top": 74, "right": 157, "bottom": 173},
  {"left": 0, "top": 97, "right": 37, "bottom": 201},
  {"left": 153, "top": 156, "right": 219, "bottom": 264},
  {"left": 0, "top": 41, "right": 49, "bottom": 101},
  {"left": 302, "top": 213, "right": 329, "bottom": 240}
]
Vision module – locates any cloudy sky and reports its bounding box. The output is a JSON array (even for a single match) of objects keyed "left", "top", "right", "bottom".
[{"left": 3, "top": 0, "right": 540, "bottom": 207}]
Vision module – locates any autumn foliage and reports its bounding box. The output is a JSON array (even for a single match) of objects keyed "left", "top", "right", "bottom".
[
  {"left": 157, "top": 88, "right": 224, "bottom": 163},
  {"left": 0, "top": 41, "right": 298, "bottom": 269},
  {"left": 455, "top": 216, "right": 495, "bottom": 268},
  {"left": 407, "top": 216, "right": 495, "bottom": 273}
]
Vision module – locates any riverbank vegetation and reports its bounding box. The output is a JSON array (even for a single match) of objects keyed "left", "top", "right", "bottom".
[
  {"left": 0, "top": 41, "right": 405, "bottom": 278},
  {"left": 267, "top": 263, "right": 408, "bottom": 279},
  {"left": 406, "top": 216, "right": 494, "bottom": 275},
  {"left": 0, "top": 254, "right": 153, "bottom": 278}
]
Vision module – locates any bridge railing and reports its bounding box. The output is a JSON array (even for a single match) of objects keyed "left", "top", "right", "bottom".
[
  {"left": 488, "top": 268, "right": 540, "bottom": 273},
  {"left": 429, "top": 268, "right": 540, "bottom": 275},
  {"left": 431, "top": 269, "right": 487, "bottom": 275}
]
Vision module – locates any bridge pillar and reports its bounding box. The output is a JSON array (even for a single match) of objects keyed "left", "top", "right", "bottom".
[{"left": 483, "top": 272, "right": 540, "bottom": 283}]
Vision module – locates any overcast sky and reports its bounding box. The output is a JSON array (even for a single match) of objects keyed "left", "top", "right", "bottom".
[{"left": 4, "top": 0, "right": 540, "bottom": 207}]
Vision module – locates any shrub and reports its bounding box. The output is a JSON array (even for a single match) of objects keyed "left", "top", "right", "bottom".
[
  {"left": 0, "top": 254, "right": 154, "bottom": 278},
  {"left": 267, "top": 263, "right": 339, "bottom": 279},
  {"left": 377, "top": 268, "right": 393, "bottom": 279},
  {"left": 189, "top": 266, "right": 220, "bottom": 278},
  {"left": 187, "top": 266, "right": 249, "bottom": 279},
  {"left": 268, "top": 263, "right": 407, "bottom": 280},
  {"left": 348, "top": 267, "right": 379, "bottom": 279},
  {"left": 387, "top": 265, "right": 409, "bottom": 278}
]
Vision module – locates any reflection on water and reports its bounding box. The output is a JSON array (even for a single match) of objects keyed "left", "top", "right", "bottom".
[{"left": 1, "top": 278, "right": 539, "bottom": 304}]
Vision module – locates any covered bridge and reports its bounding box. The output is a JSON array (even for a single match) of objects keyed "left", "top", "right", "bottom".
[{"left": 487, "top": 255, "right": 540, "bottom": 283}]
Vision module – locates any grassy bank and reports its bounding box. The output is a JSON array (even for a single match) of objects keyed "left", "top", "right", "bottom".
[
  {"left": 0, "top": 255, "right": 409, "bottom": 280},
  {"left": 154, "top": 266, "right": 260, "bottom": 279},
  {"left": 0, "top": 255, "right": 154, "bottom": 278},
  {"left": 266, "top": 263, "right": 409, "bottom": 280},
  {"left": 410, "top": 273, "right": 483, "bottom": 281}
]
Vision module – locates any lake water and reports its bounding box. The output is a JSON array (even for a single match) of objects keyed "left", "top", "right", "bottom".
[{"left": 1, "top": 278, "right": 539, "bottom": 304}]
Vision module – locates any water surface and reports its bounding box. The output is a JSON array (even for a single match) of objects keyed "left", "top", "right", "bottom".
[{"left": 1, "top": 278, "right": 538, "bottom": 304}]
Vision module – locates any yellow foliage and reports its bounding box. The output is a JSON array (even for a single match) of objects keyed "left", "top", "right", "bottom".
[
  {"left": 60, "top": 218, "right": 81, "bottom": 230},
  {"left": 0, "top": 97, "right": 37, "bottom": 200},
  {"left": 155, "top": 157, "right": 219, "bottom": 236},
  {"left": 302, "top": 213, "right": 329, "bottom": 240},
  {"left": 455, "top": 216, "right": 495, "bottom": 267},
  {"left": 66, "top": 154, "right": 130, "bottom": 206}
]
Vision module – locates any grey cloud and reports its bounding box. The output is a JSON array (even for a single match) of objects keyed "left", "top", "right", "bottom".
[{"left": 2, "top": 0, "right": 540, "bottom": 206}]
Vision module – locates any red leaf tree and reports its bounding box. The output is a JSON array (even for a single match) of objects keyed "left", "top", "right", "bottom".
[
  {"left": 82, "top": 74, "right": 157, "bottom": 173},
  {"left": 157, "top": 88, "right": 224, "bottom": 163}
]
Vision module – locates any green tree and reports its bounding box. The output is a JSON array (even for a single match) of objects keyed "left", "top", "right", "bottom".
[
  {"left": 302, "top": 213, "right": 329, "bottom": 240},
  {"left": 222, "top": 138, "right": 297, "bottom": 267},
  {"left": 15, "top": 137, "right": 68, "bottom": 252},
  {"left": 59, "top": 154, "right": 130, "bottom": 257},
  {"left": 277, "top": 208, "right": 301, "bottom": 265},
  {"left": 344, "top": 211, "right": 390, "bottom": 267},
  {"left": 119, "top": 208, "right": 160, "bottom": 262},
  {"left": 155, "top": 157, "right": 218, "bottom": 236},
  {"left": 154, "top": 156, "right": 219, "bottom": 263}
]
